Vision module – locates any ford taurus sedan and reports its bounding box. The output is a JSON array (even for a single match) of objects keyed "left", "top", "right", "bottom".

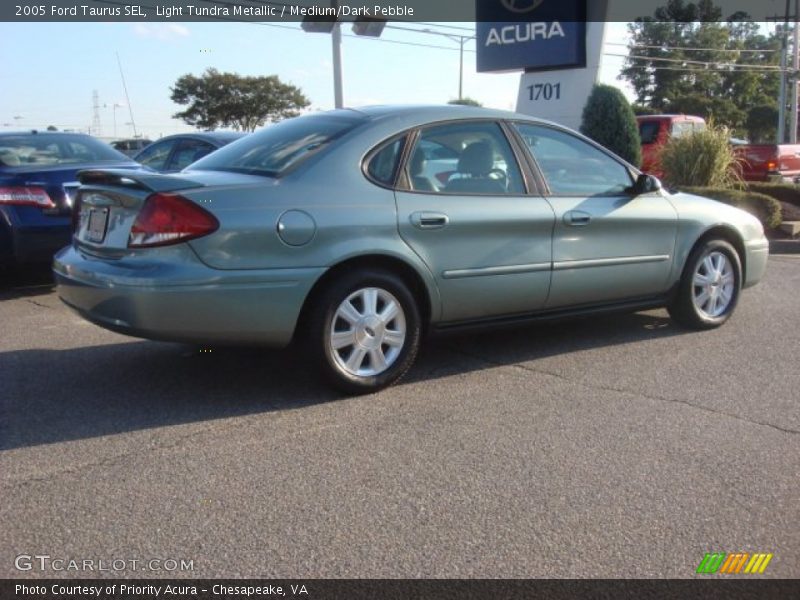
[{"left": 54, "top": 106, "right": 769, "bottom": 393}]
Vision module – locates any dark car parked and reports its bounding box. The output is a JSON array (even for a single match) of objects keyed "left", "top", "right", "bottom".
[
  {"left": 132, "top": 131, "right": 245, "bottom": 173},
  {"left": 0, "top": 131, "right": 139, "bottom": 267},
  {"left": 110, "top": 138, "right": 152, "bottom": 157}
]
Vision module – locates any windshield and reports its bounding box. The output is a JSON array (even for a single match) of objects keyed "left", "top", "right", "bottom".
[
  {"left": 189, "top": 112, "right": 367, "bottom": 177},
  {"left": 0, "top": 134, "right": 129, "bottom": 167}
]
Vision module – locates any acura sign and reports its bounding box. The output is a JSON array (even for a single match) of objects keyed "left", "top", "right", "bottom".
[
  {"left": 475, "top": 0, "right": 609, "bottom": 131},
  {"left": 476, "top": 0, "right": 587, "bottom": 73}
]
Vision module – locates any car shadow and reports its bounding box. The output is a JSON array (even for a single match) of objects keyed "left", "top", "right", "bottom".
[
  {"left": 0, "top": 264, "right": 55, "bottom": 299},
  {"left": 0, "top": 310, "right": 688, "bottom": 451},
  {"left": 769, "top": 238, "right": 800, "bottom": 255}
]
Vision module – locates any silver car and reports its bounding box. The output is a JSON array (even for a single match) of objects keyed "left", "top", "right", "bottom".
[{"left": 54, "top": 106, "right": 769, "bottom": 393}]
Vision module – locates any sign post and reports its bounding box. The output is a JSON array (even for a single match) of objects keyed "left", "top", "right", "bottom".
[{"left": 476, "top": 0, "right": 609, "bottom": 131}]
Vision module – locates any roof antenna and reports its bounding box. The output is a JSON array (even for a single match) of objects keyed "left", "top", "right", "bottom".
[{"left": 116, "top": 52, "right": 138, "bottom": 137}]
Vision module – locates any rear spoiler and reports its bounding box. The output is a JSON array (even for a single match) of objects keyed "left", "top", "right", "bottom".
[{"left": 76, "top": 168, "right": 208, "bottom": 193}]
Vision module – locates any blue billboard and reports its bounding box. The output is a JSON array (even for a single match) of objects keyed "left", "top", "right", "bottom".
[{"left": 476, "top": 0, "right": 587, "bottom": 73}]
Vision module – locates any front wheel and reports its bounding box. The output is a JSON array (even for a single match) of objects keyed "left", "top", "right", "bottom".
[
  {"left": 306, "top": 270, "right": 422, "bottom": 394},
  {"left": 668, "top": 239, "right": 742, "bottom": 330}
]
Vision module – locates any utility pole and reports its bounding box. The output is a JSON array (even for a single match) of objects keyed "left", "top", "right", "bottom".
[
  {"left": 91, "top": 90, "right": 102, "bottom": 136},
  {"left": 777, "top": 1, "right": 791, "bottom": 143},
  {"left": 332, "top": 10, "right": 344, "bottom": 109},
  {"left": 791, "top": 0, "right": 799, "bottom": 143},
  {"left": 459, "top": 36, "right": 468, "bottom": 100}
]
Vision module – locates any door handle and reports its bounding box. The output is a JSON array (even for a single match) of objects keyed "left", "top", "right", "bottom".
[
  {"left": 564, "top": 210, "right": 592, "bottom": 227},
  {"left": 411, "top": 211, "right": 449, "bottom": 230}
]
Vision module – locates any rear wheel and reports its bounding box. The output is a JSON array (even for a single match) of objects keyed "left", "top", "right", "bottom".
[
  {"left": 668, "top": 239, "right": 741, "bottom": 329},
  {"left": 306, "top": 270, "right": 421, "bottom": 394}
]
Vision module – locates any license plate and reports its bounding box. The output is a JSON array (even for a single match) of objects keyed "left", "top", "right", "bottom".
[{"left": 86, "top": 208, "right": 109, "bottom": 243}]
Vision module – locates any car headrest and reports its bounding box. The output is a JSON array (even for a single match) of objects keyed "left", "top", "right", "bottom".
[{"left": 458, "top": 142, "right": 493, "bottom": 177}]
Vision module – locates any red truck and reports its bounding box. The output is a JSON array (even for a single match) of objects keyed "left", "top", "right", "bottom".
[
  {"left": 636, "top": 114, "right": 707, "bottom": 177},
  {"left": 637, "top": 113, "right": 800, "bottom": 183},
  {"left": 733, "top": 143, "right": 800, "bottom": 183}
]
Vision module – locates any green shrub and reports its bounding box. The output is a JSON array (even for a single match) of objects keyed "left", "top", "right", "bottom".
[
  {"left": 745, "top": 182, "right": 800, "bottom": 209},
  {"left": 679, "top": 186, "right": 782, "bottom": 230},
  {"left": 448, "top": 97, "right": 483, "bottom": 107},
  {"left": 580, "top": 84, "right": 641, "bottom": 167},
  {"left": 660, "top": 123, "right": 741, "bottom": 188}
]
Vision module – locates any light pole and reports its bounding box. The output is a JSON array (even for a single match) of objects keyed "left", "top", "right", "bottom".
[
  {"left": 423, "top": 30, "right": 474, "bottom": 101},
  {"left": 332, "top": 19, "right": 344, "bottom": 109},
  {"left": 301, "top": 5, "right": 386, "bottom": 110},
  {"left": 105, "top": 103, "right": 124, "bottom": 138}
]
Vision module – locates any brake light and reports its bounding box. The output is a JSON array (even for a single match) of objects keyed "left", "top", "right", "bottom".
[
  {"left": 766, "top": 160, "right": 778, "bottom": 171},
  {"left": 128, "top": 193, "right": 218, "bottom": 248},
  {"left": 0, "top": 186, "right": 55, "bottom": 208}
]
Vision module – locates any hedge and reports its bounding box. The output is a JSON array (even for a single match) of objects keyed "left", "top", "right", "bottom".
[
  {"left": 679, "top": 186, "right": 783, "bottom": 230},
  {"left": 580, "top": 84, "right": 641, "bottom": 167},
  {"left": 745, "top": 182, "right": 800, "bottom": 209}
]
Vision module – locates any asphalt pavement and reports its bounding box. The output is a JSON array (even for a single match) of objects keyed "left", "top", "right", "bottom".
[{"left": 1, "top": 254, "right": 798, "bottom": 578}]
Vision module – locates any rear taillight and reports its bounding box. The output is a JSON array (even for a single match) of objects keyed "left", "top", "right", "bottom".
[
  {"left": 0, "top": 186, "right": 55, "bottom": 208},
  {"left": 766, "top": 160, "right": 778, "bottom": 171},
  {"left": 128, "top": 193, "right": 218, "bottom": 248}
]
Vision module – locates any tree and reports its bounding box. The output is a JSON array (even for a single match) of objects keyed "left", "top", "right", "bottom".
[
  {"left": 620, "top": 1, "right": 780, "bottom": 135},
  {"left": 170, "top": 68, "right": 310, "bottom": 131},
  {"left": 632, "top": 104, "right": 659, "bottom": 116},
  {"left": 580, "top": 84, "right": 642, "bottom": 167},
  {"left": 448, "top": 98, "right": 483, "bottom": 107},
  {"left": 746, "top": 105, "right": 778, "bottom": 143}
]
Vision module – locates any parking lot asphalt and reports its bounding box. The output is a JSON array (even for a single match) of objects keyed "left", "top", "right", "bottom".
[{"left": 1, "top": 254, "right": 798, "bottom": 579}]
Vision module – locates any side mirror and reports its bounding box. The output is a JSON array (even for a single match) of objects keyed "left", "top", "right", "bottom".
[{"left": 630, "top": 173, "right": 662, "bottom": 195}]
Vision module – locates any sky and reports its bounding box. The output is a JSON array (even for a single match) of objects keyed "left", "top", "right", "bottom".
[{"left": 1, "top": 21, "right": 633, "bottom": 139}]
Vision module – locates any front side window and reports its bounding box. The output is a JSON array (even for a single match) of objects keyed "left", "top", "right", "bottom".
[
  {"left": 407, "top": 121, "right": 525, "bottom": 195},
  {"left": 514, "top": 123, "right": 633, "bottom": 196}
]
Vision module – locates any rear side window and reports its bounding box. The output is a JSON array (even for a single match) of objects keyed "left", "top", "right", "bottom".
[
  {"left": 190, "top": 113, "right": 366, "bottom": 177},
  {"left": 639, "top": 122, "right": 660, "bottom": 144},
  {"left": 366, "top": 137, "right": 405, "bottom": 186},
  {"left": 407, "top": 121, "right": 526, "bottom": 195}
]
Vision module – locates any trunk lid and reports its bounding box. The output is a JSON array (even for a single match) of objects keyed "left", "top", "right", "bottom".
[
  {"left": 0, "top": 161, "right": 139, "bottom": 214},
  {"left": 73, "top": 168, "right": 267, "bottom": 257}
]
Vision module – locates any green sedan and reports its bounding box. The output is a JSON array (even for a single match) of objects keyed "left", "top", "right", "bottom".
[{"left": 54, "top": 105, "right": 769, "bottom": 393}]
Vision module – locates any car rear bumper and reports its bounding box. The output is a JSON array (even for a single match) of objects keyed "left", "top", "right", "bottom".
[
  {"left": 0, "top": 207, "right": 70, "bottom": 266},
  {"left": 744, "top": 237, "right": 769, "bottom": 289},
  {"left": 53, "top": 245, "right": 324, "bottom": 346}
]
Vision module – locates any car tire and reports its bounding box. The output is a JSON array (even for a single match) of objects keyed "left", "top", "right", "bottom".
[
  {"left": 306, "top": 269, "right": 422, "bottom": 394},
  {"left": 668, "top": 239, "right": 742, "bottom": 330}
]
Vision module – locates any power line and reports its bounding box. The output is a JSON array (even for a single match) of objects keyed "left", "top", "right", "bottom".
[
  {"left": 606, "top": 41, "right": 781, "bottom": 53},
  {"left": 175, "top": 0, "right": 477, "bottom": 52},
  {"left": 610, "top": 52, "right": 786, "bottom": 70},
  {"left": 615, "top": 61, "right": 784, "bottom": 73},
  {"left": 416, "top": 22, "right": 475, "bottom": 33}
]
